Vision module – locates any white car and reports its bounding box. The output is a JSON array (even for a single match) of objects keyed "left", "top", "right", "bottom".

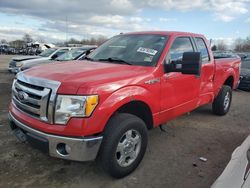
[
  {"left": 212, "top": 135, "right": 250, "bottom": 188},
  {"left": 9, "top": 47, "right": 70, "bottom": 73}
]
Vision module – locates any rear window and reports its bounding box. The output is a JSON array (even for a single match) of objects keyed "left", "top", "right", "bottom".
[{"left": 195, "top": 38, "right": 210, "bottom": 63}]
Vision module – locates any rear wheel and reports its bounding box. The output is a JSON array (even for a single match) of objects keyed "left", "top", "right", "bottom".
[
  {"left": 98, "top": 113, "right": 148, "bottom": 178},
  {"left": 212, "top": 85, "right": 232, "bottom": 115}
]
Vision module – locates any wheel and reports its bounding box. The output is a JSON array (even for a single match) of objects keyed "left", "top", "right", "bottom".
[
  {"left": 98, "top": 113, "right": 148, "bottom": 178},
  {"left": 212, "top": 85, "right": 232, "bottom": 116}
]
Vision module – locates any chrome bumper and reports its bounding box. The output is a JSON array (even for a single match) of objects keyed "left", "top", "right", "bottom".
[{"left": 8, "top": 113, "right": 103, "bottom": 161}]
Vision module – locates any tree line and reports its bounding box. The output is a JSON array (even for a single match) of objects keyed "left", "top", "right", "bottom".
[
  {"left": 0, "top": 33, "right": 108, "bottom": 49},
  {"left": 234, "top": 36, "right": 250, "bottom": 52},
  {"left": 211, "top": 35, "right": 250, "bottom": 52},
  {"left": 2, "top": 33, "right": 250, "bottom": 52}
]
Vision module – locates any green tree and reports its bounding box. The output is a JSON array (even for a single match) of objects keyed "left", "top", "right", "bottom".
[
  {"left": 211, "top": 45, "right": 217, "bottom": 51},
  {"left": 23, "top": 33, "right": 33, "bottom": 43}
]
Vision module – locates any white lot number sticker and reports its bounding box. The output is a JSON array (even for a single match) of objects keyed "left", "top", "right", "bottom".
[{"left": 137, "top": 47, "right": 158, "bottom": 56}]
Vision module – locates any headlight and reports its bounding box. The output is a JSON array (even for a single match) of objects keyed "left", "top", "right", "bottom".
[
  {"left": 16, "top": 62, "right": 23, "bottom": 67},
  {"left": 54, "top": 95, "right": 98, "bottom": 124}
]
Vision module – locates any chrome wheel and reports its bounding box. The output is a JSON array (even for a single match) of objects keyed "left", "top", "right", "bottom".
[
  {"left": 116, "top": 129, "right": 142, "bottom": 167},
  {"left": 223, "top": 92, "right": 230, "bottom": 111}
]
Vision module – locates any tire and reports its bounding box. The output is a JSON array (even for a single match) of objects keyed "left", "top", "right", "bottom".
[
  {"left": 98, "top": 113, "right": 148, "bottom": 178},
  {"left": 212, "top": 85, "right": 232, "bottom": 116}
]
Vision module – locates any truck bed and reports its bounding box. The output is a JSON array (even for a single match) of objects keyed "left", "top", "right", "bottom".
[{"left": 214, "top": 57, "right": 241, "bottom": 94}]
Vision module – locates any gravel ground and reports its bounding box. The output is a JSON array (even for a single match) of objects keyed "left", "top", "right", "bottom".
[{"left": 0, "top": 55, "right": 249, "bottom": 188}]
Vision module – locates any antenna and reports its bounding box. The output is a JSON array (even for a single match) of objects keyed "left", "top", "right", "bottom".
[{"left": 66, "top": 15, "right": 68, "bottom": 43}]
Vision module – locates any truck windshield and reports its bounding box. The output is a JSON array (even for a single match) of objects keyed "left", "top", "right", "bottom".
[
  {"left": 89, "top": 34, "right": 168, "bottom": 66},
  {"left": 56, "top": 49, "right": 85, "bottom": 61},
  {"left": 39, "top": 48, "right": 57, "bottom": 57}
]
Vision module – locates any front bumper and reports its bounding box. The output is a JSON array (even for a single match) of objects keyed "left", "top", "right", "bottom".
[
  {"left": 238, "top": 80, "right": 250, "bottom": 91},
  {"left": 238, "top": 76, "right": 250, "bottom": 91},
  {"left": 9, "top": 112, "right": 103, "bottom": 161}
]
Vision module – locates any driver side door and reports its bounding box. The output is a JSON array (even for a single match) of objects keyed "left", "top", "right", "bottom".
[{"left": 160, "top": 36, "right": 201, "bottom": 122}]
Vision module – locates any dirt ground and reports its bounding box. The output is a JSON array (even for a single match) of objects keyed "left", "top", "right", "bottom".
[{"left": 0, "top": 55, "right": 249, "bottom": 188}]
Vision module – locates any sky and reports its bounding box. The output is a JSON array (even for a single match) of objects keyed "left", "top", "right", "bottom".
[{"left": 0, "top": 0, "right": 250, "bottom": 45}]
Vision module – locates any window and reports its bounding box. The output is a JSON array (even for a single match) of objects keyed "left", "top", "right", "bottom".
[
  {"left": 195, "top": 38, "right": 210, "bottom": 63},
  {"left": 89, "top": 34, "right": 168, "bottom": 66},
  {"left": 39, "top": 48, "right": 57, "bottom": 57},
  {"left": 168, "top": 37, "right": 194, "bottom": 62},
  {"left": 54, "top": 49, "right": 69, "bottom": 57},
  {"left": 56, "top": 49, "right": 85, "bottom": 61}
]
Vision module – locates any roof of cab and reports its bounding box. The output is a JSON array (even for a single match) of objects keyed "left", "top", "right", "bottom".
[{"left": 122, "top": 31, "right": 205, "bottom": 38}]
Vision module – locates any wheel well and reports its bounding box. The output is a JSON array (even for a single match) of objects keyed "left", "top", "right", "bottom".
[
  {"left": 116, "top": 101, "right": 153, "bottom": 130},
  {"left": 224, "top": 76, "right": 234, "bottom": 88}
]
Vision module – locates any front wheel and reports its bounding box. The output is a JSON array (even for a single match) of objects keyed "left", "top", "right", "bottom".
[
  {"left": 98, "top": 113, "right": 148, "bottom": 178},
  {"left": 212, "top": 85, "right": 232, "bottom": 116}
]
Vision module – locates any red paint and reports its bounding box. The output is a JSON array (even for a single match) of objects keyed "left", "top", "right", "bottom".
[{"left": 10, "top": 31, "right": 241, "bottom": 137}]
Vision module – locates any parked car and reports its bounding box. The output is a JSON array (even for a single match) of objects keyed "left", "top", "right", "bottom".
[
  {"left": 8, "top": 55, "right": 40, "bottom": 72},
  {"left": 20, "top": 46, "right": 97, "bottom": 71},
  {"left": 237, "top": 52, "right": 249, "bottom": 60},
  {"left": 213, "top": 51, "right": 240, "bottom": 59},
  {"left": 212, "top": 135, "right": 250, "bottom": 188},
  {"left": 8, "top": 47, "right": 70, "bottom": 74},
  {"left": 238, "top": 55, "right": 250, "bottom": 91},
  {"left": 8, "top": 31, "right": 240, "bottom": 178}
]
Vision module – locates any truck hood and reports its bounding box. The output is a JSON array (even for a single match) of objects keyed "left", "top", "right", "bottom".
[
  {"left": 23, "top": 61, "right": 153, "bottom": 94},
  {"left": 21, "top": 57, "right": 51, "bottom": 65},
  {"left": 12, "top": 55, "right": 40, "bottom": 62},
  {"left": 22, "top": 59, "right": 52, "bottom": 69}
]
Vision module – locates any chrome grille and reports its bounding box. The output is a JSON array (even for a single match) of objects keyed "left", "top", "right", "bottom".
[
  {"left": 12, "top": 72, "right": 61, "bottom": 124},
  {"left": 12, "top": 79, "right": 51, "bottom": 122}
]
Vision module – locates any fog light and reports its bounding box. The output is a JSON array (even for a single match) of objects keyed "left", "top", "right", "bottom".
[
  {"left": 56, "top": 143, "right": 71, "bottom": 156},
  {"left": 65, "top": 144, "right": 71, "bottom": 154}
]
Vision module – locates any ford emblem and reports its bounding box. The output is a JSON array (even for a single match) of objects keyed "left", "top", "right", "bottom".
[{"left": 17, "top": 91, "right": 29, "bottom": 102}]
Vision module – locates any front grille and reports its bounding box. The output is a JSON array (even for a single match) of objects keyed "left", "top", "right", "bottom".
[{"left": 12, "top": 79, "right": 51, "bottom": 122}]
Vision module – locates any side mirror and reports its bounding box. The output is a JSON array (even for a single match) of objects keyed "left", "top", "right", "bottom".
[
  {"left": 85, "top": 49, "right": 92, "bottom": 56},
  {"left": 51, "top": 54, "right": 58, "bottom": 60},
  {"left": 164, "top": 52, "right": 201, "bottom": 75}
]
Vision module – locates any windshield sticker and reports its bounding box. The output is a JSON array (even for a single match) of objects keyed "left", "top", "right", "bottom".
[
  {"left": 137, "top": 47, "right": 158, "bottom": 56},
  {"left": 144, "top": 56, "right": 153, "bottom": 62}
]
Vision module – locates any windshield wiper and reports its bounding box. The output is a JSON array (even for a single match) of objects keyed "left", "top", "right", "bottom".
[
  {"left": 97, "top": 57, "right": 132, "bottom": 65},
  {"left": 84, "top": 56, "right": 94, "bottom": 61}
]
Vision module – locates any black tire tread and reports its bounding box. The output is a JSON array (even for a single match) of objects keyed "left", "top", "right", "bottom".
[
  {"left": 98, "top": 113, "right": 148, "bottom": 178},
  {"left": 212, "top": 85, "right": 232, "bottom": 116}
]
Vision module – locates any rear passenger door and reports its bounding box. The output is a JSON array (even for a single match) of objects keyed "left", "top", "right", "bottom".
[{"left": 194, "top": 37, "right": 214, "bottom": 103}]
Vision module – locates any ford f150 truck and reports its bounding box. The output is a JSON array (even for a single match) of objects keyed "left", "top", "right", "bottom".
[{"left": 8, "top": 31, "right": 241, "bottom": 178}]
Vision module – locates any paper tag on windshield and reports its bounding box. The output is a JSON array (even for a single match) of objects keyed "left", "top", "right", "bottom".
[
  {"left": 137, "top": 47, "right": 158, "bottom": 56},
  {"left": 144, "top": 56, "right": 153, "bottom": 62}
]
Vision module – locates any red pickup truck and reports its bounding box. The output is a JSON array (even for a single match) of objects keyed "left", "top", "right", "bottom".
[{"left": 9, "top": 31, "right": 240, "bottom": 178}]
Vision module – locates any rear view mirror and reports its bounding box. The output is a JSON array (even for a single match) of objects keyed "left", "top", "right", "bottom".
[{"left": 164, "top": 52, "right": 201, "bottom": 75}]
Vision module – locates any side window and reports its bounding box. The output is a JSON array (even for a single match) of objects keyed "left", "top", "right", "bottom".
[
  {"left": 55, "top": 49, "right": 69, "bottom": 56},
  {"left": 168, "top": 37, "right": 194, "bottom": 62},
  {"left": 195, "top": 38, "right": 210, "bottom": 63}
]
